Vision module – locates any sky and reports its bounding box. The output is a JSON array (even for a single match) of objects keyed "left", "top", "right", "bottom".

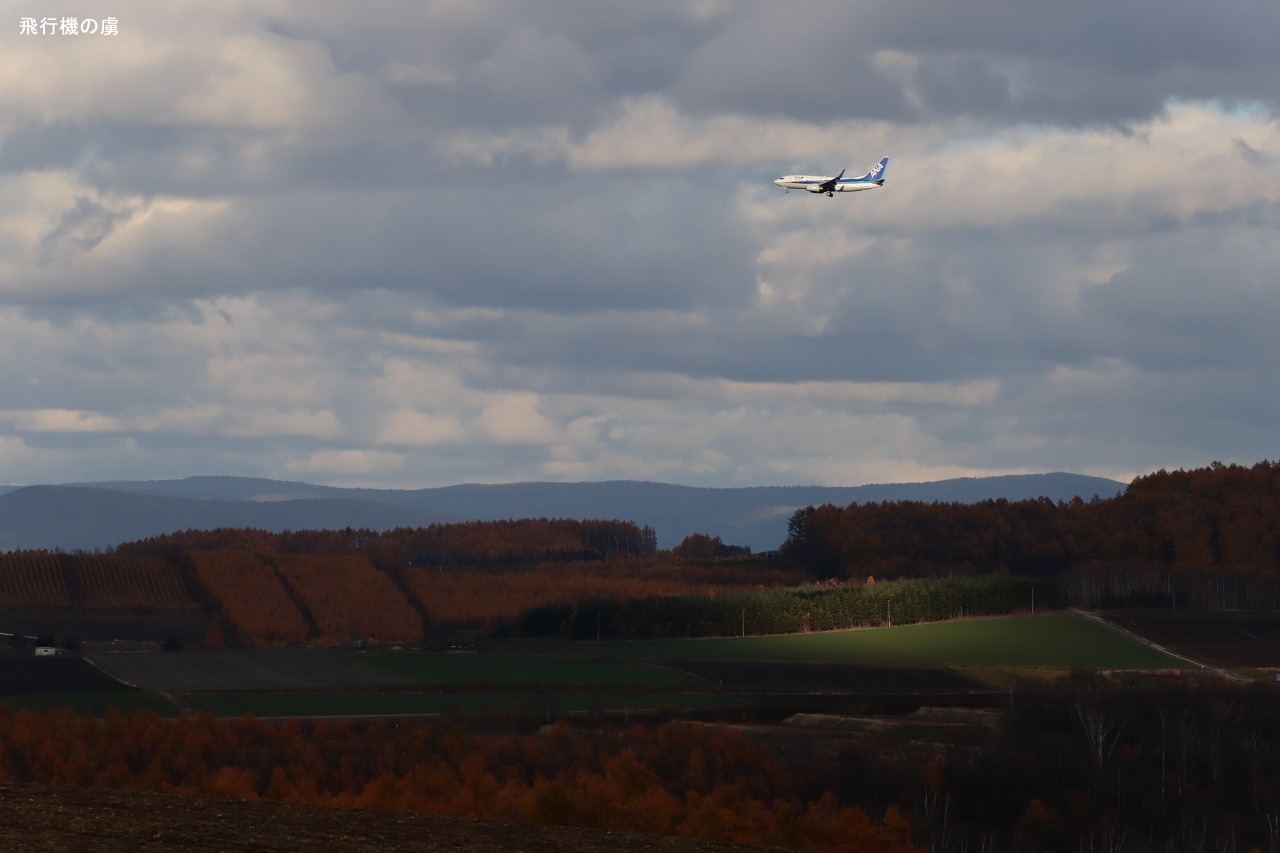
[{"left": 1, "top": 1, "right": 1277, "bottom": 490}]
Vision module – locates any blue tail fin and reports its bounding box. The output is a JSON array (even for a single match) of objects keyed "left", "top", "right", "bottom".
[{"left": 855, "top": 157, "right": 889, "bottom": 183}]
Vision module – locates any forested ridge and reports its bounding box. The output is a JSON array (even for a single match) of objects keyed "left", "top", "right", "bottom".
[
  {"left": 5, "top": 460, "right": 1280, "bottom": 647},
  {"left": 1, "top": 519, "right": 804, "bottom": 646},
  {"left": 0, "top": 546, "right": 1041, "bottom": 645},
  {"left": 118, "top": 517, "right": 660, "bottom": 566},
  {"left": 784, "top": 460, "right": 1280, "bottom": 608}
]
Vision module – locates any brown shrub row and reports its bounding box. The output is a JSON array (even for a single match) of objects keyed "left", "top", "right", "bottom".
[
  {"left": 274, "top": 554, "right": 423, "bottom": 645},
  {"left": 76, "top": 555, "right": 195, "bottom": 610},
  {"left": 189, "top": 552, "right": 310, "bottom": 646},
  {"left": 0, "top": 553, "right": 194, "bottom": 610},
  {"left": 0, "top": 553, "right": 70, "bottom": 608}
]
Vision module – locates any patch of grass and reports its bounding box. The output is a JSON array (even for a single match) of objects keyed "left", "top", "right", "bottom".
[
  {"left": 502, "top": 616, "right": 1191, "bottom": 669},
  {"left": 0, "top": 691, "right": 178, "bottom": 716}
]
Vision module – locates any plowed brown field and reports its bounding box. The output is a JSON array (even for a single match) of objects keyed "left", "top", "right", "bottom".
[
  {"left": 0, "top": 783, "right": 783, "bottom": 853},
  {"left": 1102, "top": 611, "right": 1280, "bottom": 668}
]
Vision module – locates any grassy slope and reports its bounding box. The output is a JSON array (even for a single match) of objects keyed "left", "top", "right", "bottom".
[
  {"left": 0, "top": 691, "right": 178, "bottom": 716},
  {"left": 499, "top": 615, "right": 1192, "bottom": 669}
]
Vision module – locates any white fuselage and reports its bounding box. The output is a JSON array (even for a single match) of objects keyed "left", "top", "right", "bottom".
[{"left": 773, "top": 176, "right": 882, "bottom": 193}]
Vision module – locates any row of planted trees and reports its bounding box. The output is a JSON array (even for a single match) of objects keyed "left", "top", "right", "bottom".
[
  {"left": 1061, "top": 561, "right": 1280, "bottom": 610},
  {"left": 502, "top": 575, "right": 1054, "bottom": 639},
  {"left": 0, "top": 553, "right": 195, "bottom": 610}
]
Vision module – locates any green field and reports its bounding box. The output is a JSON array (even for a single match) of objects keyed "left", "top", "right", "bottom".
[
  {"left": 0, "top": 691, "right": 178, "bottom": 716},
  {"left": 498, "top": 615, "right": 1191, "bottom": 670}
]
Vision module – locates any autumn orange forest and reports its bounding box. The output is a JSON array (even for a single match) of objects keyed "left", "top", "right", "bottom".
[
  {"left": 2, "top": 461, "right": 1279, "bottom": 646},
  {"left": 5, "top": 460, "right": 1280, "bottom": 851},
  {"left": 0, "top": 710, "right": 920, "bottom": 852},
  {"left": 0, "top": 519, "right": 811, "bottom": 646}
]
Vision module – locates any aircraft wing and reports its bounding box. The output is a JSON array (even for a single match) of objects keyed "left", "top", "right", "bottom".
[{"left": 817, "top": 169, "right": 845, "bottom": 193}]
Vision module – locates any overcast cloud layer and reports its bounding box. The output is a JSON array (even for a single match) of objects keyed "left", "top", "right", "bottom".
[{"left": 2, "top": 1, "right": 1277, "bottom": 488}]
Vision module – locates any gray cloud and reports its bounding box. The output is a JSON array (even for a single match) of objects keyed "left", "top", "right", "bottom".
[
  {"left": 0, "top": 0, "right": 1277, "bottom": 492},
  {"left": 1235, "top": 138, "right": 1274, "bottom": 167},
  {"left": 666, "top": 1, "right": 1280, "bottom": 127},
  {"left": 37, "top": 196, "right": 137, "bottom": 265}
]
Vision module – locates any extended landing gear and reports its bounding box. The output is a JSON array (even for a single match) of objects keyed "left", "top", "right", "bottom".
[{"left": 827, "top": 191, "right": 834, "bottom": 197}]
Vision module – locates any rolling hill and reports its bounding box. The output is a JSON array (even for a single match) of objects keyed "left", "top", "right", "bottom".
[{"left": 0, "top": 473, "right": 1125, "bottom": 553}]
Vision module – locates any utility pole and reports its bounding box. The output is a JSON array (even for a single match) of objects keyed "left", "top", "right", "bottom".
[{"left": 887, "top": 599, "right": 892, "bottom": 628}]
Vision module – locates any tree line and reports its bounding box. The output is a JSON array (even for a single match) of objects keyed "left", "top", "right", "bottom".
[
  {"left": 906, "top": 674, "right": 1280, "bottom": 851},
  {"left": 504, "top": 575, "right": 1052, "bottom": 640},
  {"left": 117, "top": 518, "right": 659, "bottom": 567},
  {"left": 783, "top": 460, "right": 1280, "bottom": 608}
]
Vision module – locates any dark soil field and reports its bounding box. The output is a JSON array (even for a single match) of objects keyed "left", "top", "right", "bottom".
[
  {"left": 0, "top": 656, "right": 135, "bottom": 695},
  {"left": 1103, "top": 611, "right": 1280, "bottom": 668},
  {"left": 0, "top": 783, "right": 783, "bottom": 853},
  {"left": 0, "top": 611, "right": 207, "bottom": 644},
  {"left": 670, "top": 661, "right": 984, "bottom": 694},
  {"left": 88, "top": 649, "right": 415, "bottom": 692}
]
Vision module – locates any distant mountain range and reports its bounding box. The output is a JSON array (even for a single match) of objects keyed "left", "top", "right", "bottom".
[{"left": 0, "top": 473, "right": 1126, "bottom": 554}]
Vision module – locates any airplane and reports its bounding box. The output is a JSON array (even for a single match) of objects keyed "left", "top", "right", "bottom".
[{"left": 774, "top": 157, "right": 889, "bottom": 196}]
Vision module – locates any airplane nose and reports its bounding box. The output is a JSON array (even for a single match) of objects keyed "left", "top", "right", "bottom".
[{"left": 773, "top": 179, "right": 784, "bottom": 186}]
